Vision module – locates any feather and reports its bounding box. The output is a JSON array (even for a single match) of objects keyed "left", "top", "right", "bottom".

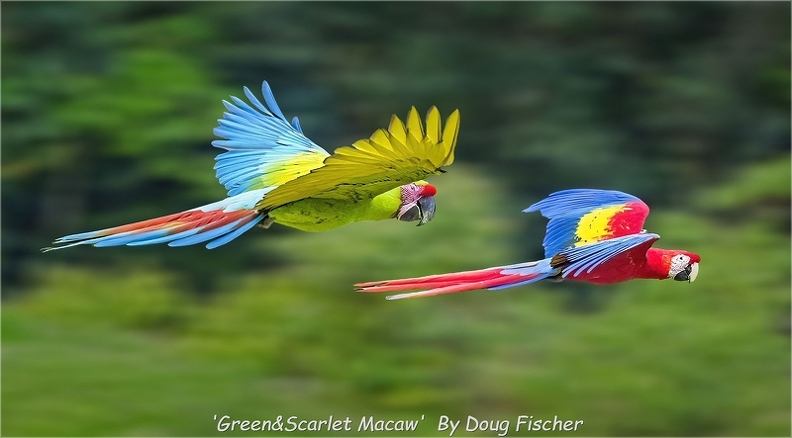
[
  {"left": 126, "top": 229, "right": 202, "bottom": 246},
  {"left": 558, "top": 233, "right": 660, "bottom": 278},
  {"left": 262, "top": 81, "right": 287, "bottom": 122},
  {"left": 356, "top": 259, "right": 556, "bottom": 300},
  {"left": 406, "top": 107, "right": 424, "bottom": 142},
  {"left": 525, "top": 189, "right": 651, "bottom": 257},
  {"left": 168, "top": 218, "right": 247, "bottom": 247},
  {"left": 206, "top": 216, "right": 263, "bottom": 249},
  {"left": 212, "top": 81, "right": 329, "bottom": 196},
  {"left": 425, "top": 106, "right": 441, "bottom": 145},
  {"left": 440, "top": 110, "right": 460, "bottom": 165},
  {"left": 291, "top": 116, "right": 303, "bottom": 133},
  {"left": 388, "top": 115, "right": 408, "bottom": 145},
  {"left": 43, "top": 190, "right": 269, "bottom": 251}
]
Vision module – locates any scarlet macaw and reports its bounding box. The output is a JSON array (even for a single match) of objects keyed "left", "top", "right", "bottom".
[
  {"left": 356, "top": 189, "right": 701, "bottom": 300},
  {"left": 43, "top": 82, "right": 459, "bottom": 251}
]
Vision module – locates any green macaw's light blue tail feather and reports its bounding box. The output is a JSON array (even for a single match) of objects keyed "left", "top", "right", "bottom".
[{"left": 42, "top": 189, "right": 270, "bottom": 252}]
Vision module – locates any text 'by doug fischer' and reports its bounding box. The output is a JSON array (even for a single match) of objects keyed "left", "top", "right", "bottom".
[{"left": 438, "top": 415, "right": 584, "bottom": 436}]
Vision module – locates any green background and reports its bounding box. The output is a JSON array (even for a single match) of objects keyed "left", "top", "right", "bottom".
[{"left": 2, "top": 2, "right": 790, "bottom": 436}]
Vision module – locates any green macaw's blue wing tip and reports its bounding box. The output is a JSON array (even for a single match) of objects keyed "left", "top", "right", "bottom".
[{"left": 212, "top": 81, "right": 328, "bottom": 197}]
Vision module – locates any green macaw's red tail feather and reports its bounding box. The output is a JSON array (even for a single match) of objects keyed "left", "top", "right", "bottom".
[
  {"left": 355, "top": 262, "right": 554, "bottom": 300},
  {"left": 43, "top": 190, "right": 269, "bottom": 252}
]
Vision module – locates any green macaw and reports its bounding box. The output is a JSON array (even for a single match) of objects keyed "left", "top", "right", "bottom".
[{"left": 44, "top": 81, "right": 460, "bottom": 251}]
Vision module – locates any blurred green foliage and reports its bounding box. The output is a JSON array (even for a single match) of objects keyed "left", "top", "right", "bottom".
[{"left": 2, "top": 2, "right": 790, "bottom": 436}]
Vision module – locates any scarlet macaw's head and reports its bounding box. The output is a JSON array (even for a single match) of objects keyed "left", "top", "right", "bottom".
[
  {"left": 653, "top": 250, "right": 701, "bottom": 282},
  {"left": 396, "top": 181, "right": 437, "bottom": 226}
]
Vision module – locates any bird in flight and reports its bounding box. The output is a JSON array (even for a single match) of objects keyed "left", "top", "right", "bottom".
[
  {"left": 356, "top": 189, "right": 701, "bottom": 300},
  {"left": 44, "top": 81, "right": 460, "bottom": 252}
]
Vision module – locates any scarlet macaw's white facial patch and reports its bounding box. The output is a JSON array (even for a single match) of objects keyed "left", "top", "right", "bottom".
[{"left": 668, "top": 254, "right": 692, "bottom": 278}]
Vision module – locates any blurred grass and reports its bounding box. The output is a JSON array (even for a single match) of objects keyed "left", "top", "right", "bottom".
[{"left": 4, "top": 165, "right": 789, "bottom": 436}]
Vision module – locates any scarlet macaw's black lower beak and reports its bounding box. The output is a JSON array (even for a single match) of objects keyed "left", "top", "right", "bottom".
[{"left": 673, "top": 263, "right": 699, "bottom": 282}]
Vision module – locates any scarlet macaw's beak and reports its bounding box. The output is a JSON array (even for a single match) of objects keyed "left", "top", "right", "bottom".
[{"left": 673, "top": 262, "right": 699, "bottom": 283}]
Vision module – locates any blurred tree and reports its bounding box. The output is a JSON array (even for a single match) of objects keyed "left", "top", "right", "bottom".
[{"left": 2, "top": 2, "right": 789, "bottom": 293}]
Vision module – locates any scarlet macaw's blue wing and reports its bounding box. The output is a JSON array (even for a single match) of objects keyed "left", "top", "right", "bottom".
[
  {"left": 524, "top": 189, "right": 651, "bottom": 258},
  {"left": 555, "top": 233, "right": 660, "bottom": 278}
]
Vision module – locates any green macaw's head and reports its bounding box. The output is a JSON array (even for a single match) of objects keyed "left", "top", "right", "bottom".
[{"left": 396, "top": 182, "right": 437, "bottom": 226}]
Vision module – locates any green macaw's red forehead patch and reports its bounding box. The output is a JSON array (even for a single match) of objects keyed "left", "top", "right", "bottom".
[{"left": 421, "top": 184, "right": 437, "bottom": 197}]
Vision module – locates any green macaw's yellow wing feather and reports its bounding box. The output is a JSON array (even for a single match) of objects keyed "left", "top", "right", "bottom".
[{"left": 257, "top": 107, "right": 460, "bottom": 210}]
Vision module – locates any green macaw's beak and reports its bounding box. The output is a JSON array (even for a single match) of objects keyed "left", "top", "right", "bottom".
[
  {"left": 397, "top": 196, "right": 437, "bottom": 226},
  {"left": 417, "top": 196, "right": 436, "bottom": 226}
]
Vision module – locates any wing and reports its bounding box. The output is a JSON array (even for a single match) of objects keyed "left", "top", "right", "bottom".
[
  {"left": 552, "top": 233, "right": 660, "bottom": 278},
  {"left": 255, "top": 107, "right": 460, "bottom": 211},
  {"left": 212, "top": 81, "right": 330, "bottom": 197},
  {"left": 524, "top": 189, "right": 651, "bottom": 258}
]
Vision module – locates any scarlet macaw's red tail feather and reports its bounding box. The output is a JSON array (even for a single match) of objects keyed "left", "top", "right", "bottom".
[
  {"left": 42, "top": 189, "right": 269, "bottom": 251},
  {"left": 355, "top": 260, "right": 556, "bottom": 300},
  {"left": 355, "top": 268, "right": 506, "bottom": 291}
]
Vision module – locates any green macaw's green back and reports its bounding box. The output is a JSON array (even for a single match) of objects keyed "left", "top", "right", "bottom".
[{"left": 268, "top": 187, "right": 402, "bottom": 232}]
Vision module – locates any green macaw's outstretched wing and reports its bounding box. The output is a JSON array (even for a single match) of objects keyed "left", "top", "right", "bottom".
[
  {"left": 256, "top": 107, "right": 460, "bottom": 211},
  {"left": 212, "top": 81, "right": 331, "bottom": 197}
]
